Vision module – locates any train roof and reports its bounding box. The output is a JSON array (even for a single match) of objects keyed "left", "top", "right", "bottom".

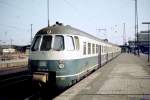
[{"left": 36, "top": 22, "right": 119, "bottom": 47}]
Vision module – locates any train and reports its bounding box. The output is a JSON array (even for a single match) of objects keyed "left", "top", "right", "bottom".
[{"left": 28, "top": 22, "right": 121, "bottom": 89}]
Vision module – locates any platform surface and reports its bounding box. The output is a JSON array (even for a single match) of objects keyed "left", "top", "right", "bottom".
[{"left": 54, "top": 53, "right": 150, "bottom": 100}]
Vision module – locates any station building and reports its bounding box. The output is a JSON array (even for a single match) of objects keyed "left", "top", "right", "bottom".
[{"left": 128, "top": 32, "right": 150, "bottom": 54}]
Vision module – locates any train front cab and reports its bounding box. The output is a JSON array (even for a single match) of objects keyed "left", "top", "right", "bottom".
[{"left": 29, "top": 34, "right": 82, "bottom": 89}]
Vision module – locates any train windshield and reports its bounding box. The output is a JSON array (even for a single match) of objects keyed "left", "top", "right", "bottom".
[
  {"left": 40, "top": 35, "right": 52, "bottom": 51},
  {"left": 31, "top": 35, "right": 64, "bottom": 51},
  {"left": 31, "top": 36, "right": 41, "bottom": 51},
  {"left": 65, "top": 36, "right": 75, "bottom": 50},
  {"left": 53, "top": 35, "right": 64, "bottom": 51}
]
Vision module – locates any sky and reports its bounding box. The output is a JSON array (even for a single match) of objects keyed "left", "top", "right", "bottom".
[{"left": 0, "top": 0, "right": 150, "bottom": 46}]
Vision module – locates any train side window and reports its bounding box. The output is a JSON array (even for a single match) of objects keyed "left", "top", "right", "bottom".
[
  {"left": 53, "top": 35, "right": 64, "bottom": 51},
  {"left": 74, "top": 36, "right": 80, "bottom": 50},
  {"left": 31, "top": 36, "right": 41, "bottom": 51},
  {"left": 103, "top": 46, "right": 105, "bottom": 53},
  {"left": 96, "top": 44, "right": 98, "bottom": 53},
  {"left": 65, "top": 36, "right": 75, "bottom": 51},
  {"left": 99, "top": 45, "right": 101, "bottom": 53},
  {"left": 83, "top": 42, "right": 86, "bottom": 55},
  {"left": 92, "top": 44, "right": 95, "bottom": 54},
  {"left": 40, "top": 35, "right": 52, "bottom": 51},
  {"left": 88, "top": 43, "right": 91, "bottom": 54}
]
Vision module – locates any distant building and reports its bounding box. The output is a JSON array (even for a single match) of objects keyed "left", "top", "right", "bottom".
[
  {"left": 138, "top": 33, "right": 149, "bottom": 45},
  {"left": 2, "top": 48, "right": 15, "bottom": 53},
  {"left": 128, "top": 33, "right": 150, "bottom": 54},
  {"left": 0, "top": 45, "right": 30, "bottom": 54},
  {"left": 0, "top": 45, "right": 15, "bottom": 54}
]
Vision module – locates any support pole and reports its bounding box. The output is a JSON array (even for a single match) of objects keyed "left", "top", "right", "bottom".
[
  {"left": 31, "top": 24, "right": 32, "bottom": 44},
  {"left": 47, "top": 0, "right": 50, "bottom": 27},
  {"left": 148, "top": 24, "right": 150, "bottom": 62}
]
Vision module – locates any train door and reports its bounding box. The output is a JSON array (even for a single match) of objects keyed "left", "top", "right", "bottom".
[{"left": 98, "top": 45, "right": 101, "bottom": 67}]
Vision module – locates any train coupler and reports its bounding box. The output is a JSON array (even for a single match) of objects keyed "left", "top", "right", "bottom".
[{"left": 33, "top": 72, "right": 49, "bottom": 83}]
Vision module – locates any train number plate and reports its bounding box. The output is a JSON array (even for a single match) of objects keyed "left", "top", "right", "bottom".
[{"left": 39, "top": 61, "right": 46, "bottom": 66}]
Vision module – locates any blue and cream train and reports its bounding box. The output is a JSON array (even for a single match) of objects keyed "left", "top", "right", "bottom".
[{"left": 29, "top": 22, "right": 121, "bottom": 89}]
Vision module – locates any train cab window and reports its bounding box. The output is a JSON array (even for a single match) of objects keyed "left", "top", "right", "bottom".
[
  {"left": 40, "top": 35, "right": 52, "bottom": 51},
  {"left": 53, "top": 35, "right": 64, "bottom": 51},
  {"left": 92, "top": 44, "right": 95, "bottom": 54},
  {"left": 74, "top": 36, "right": 80, "bottom": 50},
  {"left": 88, "top": 43, "right": 91, "bottom": 54},
  {"left": 83, "top": 42, "right": 86, "bottom": 55},
  {"left": 31, "top": 36, "right": 41, "bottom": 51},
  {"left": 65, "top": 36, "right": 75, "bottom": 51}
]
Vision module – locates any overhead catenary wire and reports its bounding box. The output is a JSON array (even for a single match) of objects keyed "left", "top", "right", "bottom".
[
  {"left": 0, "top": 24, "right": 28, "bottom": 31},
  {"left": 0, "top": 1, "right": 35, "bottom": 28},
  {"left": 0, "top": 1, "right": 25, "bottom": 11},
  {"left": 62, "top": 0, "right": 97, "bottom": 26}
]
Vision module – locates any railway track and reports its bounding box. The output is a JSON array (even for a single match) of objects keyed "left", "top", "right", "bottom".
[
  {"left": 0, "top": 66, "right": 67, "bottom": 100},
  {"left": 0, "top": 67, "right": 30, "bottom": 88},
  {"left": 0, "top": 71, "right": 94, "bottom": 100},
  {"left": 0, "top": 72, "right": 63, "bottom": 100},
  {"left": 0, "top": 74, "right": 31, "bottom": 88},
  {"left": 0, "top": 68, "right": 33, "bottom": 100},
  {"left": 24, "top": 87, "right": 64, "bottom": 100}
]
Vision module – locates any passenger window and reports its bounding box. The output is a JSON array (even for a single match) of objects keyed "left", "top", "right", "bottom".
[
  {"left": 88, "top": 43, "right": 91, "bottom": 54},
  {"left": 99, "top": 45, "right": 101, "bottom": 53},
  {"left": 53, "top": 35, "right": 64, "bottom": 51},
  {"left": 40, "top": 35, "right": 52, "bottom": 51},
  {"left": 65, "top": 36, "right": 75, "bottom": 51},
  {"left": 96, "top": 44, "right": 98, "bottom": 53},
  {"left": 31, "top": 36, "right": 41, "bottom": 51},
  {"left": 74, "top": 36, "right": 80, "bottom": 50},
  {"left": 83, "top": 42, "right": 86, "bottom": 55},
  {"left": 92, "top": 44, "right": 95, "bottom": 54}
]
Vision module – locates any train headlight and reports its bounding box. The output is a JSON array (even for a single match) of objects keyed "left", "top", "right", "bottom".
[{"left": 59, "top": 64, "right": 64, "bottom": 69}]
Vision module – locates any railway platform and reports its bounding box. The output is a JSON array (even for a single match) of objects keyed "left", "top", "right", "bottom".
[
  {"left": 0, "top": 58, "right": 28, "bottom": 75},
  {"left": 54, "top": 53, "right": 150, "bottom": 100},
  {"left": 0, "top": 58, "right": 28, "bottom": 68}
]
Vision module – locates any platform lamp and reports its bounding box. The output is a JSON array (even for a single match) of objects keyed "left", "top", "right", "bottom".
[{"left": 142, "top": 22, "right": 150, "bottom": 62}]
